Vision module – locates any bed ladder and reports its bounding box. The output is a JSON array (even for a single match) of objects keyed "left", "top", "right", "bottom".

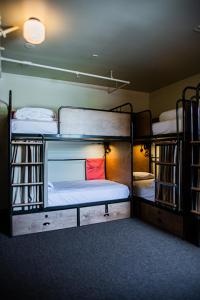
[
  {"left": 10, "top": 139, "right": 45, "bottom": 212},
  {"left": 154, "top": 140, "right": 180, "bottom": 210}
]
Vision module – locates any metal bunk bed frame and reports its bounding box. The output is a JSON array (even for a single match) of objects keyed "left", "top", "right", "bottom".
[
  {"left": 133, "top": 96, "right": 192, "bottom": 213},
  {"left": 6, "top": 91, "right": 133, "bottom": 235}
]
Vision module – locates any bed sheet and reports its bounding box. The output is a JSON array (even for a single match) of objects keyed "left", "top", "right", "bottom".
[
  {"left": 12, "top": 119, "right": 58, "bottom": 134},
  {"left": 47, "top": 179, "right": 130, "bottom": 207}
]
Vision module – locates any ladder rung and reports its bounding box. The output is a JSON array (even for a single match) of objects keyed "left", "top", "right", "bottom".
[
  {"left": 155, "top": 141, "right": 177, "bottom": 146},
  {"left": 12, "top": 202, "right": 43, "bottom": 207},
  {"left": 190, "top": 141, "right": 200, "bottom": 144},
  {"left": 155, "top": 199, "right": 177, "bottom": 208},
  {"left": 155, "top": 161, "right": 176, "bottom": 166},
  {"left": 12, "top": 141, "right": 43, "bottom": 145},
  {"left": 191, "top": 187, "right": 200, "bottom": 192},
  {"left": 191, "top": 164, "right": 200, "bottom": 168},
  {"left": 155, "top": 180, "right": 177, "bottom": 187},
  {"left": 12, "top": 182, "right": 43, "bottom": 187},
  {"left": 11, "top": 162, "right": 43, "bottom": 166},
  {"left": 191, "top": 210, "right": 200, "bottom": 215}
]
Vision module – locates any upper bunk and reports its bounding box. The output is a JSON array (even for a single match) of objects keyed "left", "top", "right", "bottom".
[
  {"left": 7, "top": 91, "right": 133, "bottom": 142},
  {"left": 133, "top": 90, "right": 197, "bottom": 144}
]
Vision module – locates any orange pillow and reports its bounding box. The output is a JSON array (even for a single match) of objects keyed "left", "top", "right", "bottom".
[{"left": 86, "top": 158, "right": 105, "bottom": 180}]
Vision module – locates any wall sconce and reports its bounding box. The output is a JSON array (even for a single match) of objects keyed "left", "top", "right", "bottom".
[
  {"left": 23, "top": 18, "right": 45, "bottom": 45},
  {"left": 140, "top": 144, "right": 150, "bottom": 157},
  {"left": 105, "top": 144, "right": 111, "bottom": 154}
]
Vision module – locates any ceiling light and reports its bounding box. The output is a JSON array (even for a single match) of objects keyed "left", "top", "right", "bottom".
[
  {"left": 23, "top": 18, "right": 45, "bottom": 45},
  {"left": 92, "top": 54, "right": 99, "bottom": 57}
]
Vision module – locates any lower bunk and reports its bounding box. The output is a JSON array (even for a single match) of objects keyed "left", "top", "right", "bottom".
[{"left": 12, "top": 179, "right": 131, "bottom": 236}]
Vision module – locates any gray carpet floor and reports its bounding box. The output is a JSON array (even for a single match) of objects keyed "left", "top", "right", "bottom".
[{"left": 0, "top": 218, "right": 200, "bottom": 300}]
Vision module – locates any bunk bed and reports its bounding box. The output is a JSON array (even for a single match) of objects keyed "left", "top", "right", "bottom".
[
  {"left": 189, "top": 84, "right": 200, "bottom": 244},
  {"left": 132, "top": 93, "right": 193, "bottom": 237},
  {"left": 6, "top": 91, "right": 133, "bottom": 236}
]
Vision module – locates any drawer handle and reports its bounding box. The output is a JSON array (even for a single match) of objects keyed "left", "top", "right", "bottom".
[
  {"left": 43, "top": 222, "right": 50, "bottom": 226},
  {"left": 104, "top": 212, "right": 110, "bottom": 217}
]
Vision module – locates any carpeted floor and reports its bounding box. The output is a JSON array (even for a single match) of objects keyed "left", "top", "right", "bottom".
[{"left": 0, "top": 218, "right": 200, "bottom": 300}]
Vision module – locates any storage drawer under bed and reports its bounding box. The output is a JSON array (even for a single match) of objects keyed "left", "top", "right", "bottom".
[
  {"left": 80, "top": 201, "right": 130, "bottom": 226},
  {"left": 12, "top": 209, "right": 77, "bottom": 236}
]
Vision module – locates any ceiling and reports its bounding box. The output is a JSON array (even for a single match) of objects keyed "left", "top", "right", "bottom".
[{"left": 1, "top": 0, "right": 200, "bottom": 92}]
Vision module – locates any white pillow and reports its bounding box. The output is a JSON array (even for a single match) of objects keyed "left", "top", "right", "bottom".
[
  {"left": 159, "top": 108, "right": 182, "bottom": 122},
  {"left": 133, "top": 172, "right": 155, "bottom": 181}
]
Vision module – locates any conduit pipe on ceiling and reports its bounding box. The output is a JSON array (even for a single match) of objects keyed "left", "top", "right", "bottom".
[{"left": 0, "top": 57, "right": 131, "bottom": 93}]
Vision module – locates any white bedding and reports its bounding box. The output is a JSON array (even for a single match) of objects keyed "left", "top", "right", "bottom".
[
  {"left": 152, "top": 119, "right": 182, "bottom": 135},
  {"left": 159, "top": 108, "right": 183, "bottom": 122},
  {"left": 12, "top": 119, "right": 58, "bottom": 134},
  {"left": 14, "top": 107, "right": 55, "bottom": 121},
  {"left": 47, "top": 179, "right": 130, "bottom": 207},
  {"left": 133, "top": 179, "right": 155, "bottom": 202}
]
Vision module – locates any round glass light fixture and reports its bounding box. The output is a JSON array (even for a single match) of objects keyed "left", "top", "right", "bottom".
[{"left": 23, "top": 18, "right": 45, "bottom": 45}]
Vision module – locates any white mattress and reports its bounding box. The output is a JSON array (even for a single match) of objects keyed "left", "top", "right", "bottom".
[
  {"left": 47, "top": 179, "right": 130, "bottom": 207},
  {"left": 12, "top": 119, "right": 58, "bottom": 134},
  {"left": 133, "top": 179, "right": 155, "bottom": 202},
  {"left": 152, "top": 119, "right": 182, "bottom": 135}
]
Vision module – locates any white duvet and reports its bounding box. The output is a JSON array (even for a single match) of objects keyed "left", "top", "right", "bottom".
[
  {"left": 47, "top": 179, "right": 130, "bottom": 207},
  {"left": 133, "top": 179, "right": 155, "bottom": 202}
]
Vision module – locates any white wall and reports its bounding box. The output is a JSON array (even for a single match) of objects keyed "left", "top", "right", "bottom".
[
  {"left": 150, "top": 73, "right": 200, "bottom": 118},
  {"left": 0, "top": 73, "right": 149, "bottom": 112}
]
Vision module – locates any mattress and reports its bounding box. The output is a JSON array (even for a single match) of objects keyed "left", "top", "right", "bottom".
[
  {"left": 12, "top": 119, "right": 58, "bottom": 134},
  {"left": 47, "top": 179, "right": 130, "bottom": 207},
  {"left": 133, "top": 179, "right": 155, "bottom": 202},
  {"left": 152, "top": 119, "right": 182, "bottom": 135}
]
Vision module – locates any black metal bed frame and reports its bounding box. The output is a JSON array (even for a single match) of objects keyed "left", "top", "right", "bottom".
[
  {"left": 4, "top": 91, "right": 133, "bottom": 235},
  {"left": 189, "top": 84, "right": 200, "bottom": 216},
  {"left": 133, "top": 91, "right": 194, "bottom": 213}
]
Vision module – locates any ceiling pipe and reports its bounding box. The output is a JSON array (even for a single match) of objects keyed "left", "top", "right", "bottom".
[
  {"left": 0, "top": 26, "right": 19, "bottom": 38},
  {"left": 0, "top": 57, "right": 130, "bottom": 93}
]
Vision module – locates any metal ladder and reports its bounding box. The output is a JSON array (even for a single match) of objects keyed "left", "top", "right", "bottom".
[
  {"left": 154, "top": 140, "right": 180, "bottom": 210},
  {"left": 10, "top": 138, "right": 45, "bottom": 212}
]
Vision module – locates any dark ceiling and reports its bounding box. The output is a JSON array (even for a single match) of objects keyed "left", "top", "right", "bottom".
[{"left": 1, "top": 0, "right": 200, "bottom": 92}]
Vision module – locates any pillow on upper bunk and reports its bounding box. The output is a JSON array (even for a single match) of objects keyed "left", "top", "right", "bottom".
[
  {"left": 86, "top": 158, "right": 105, "bottom": 180},
  {"left": 133, "top": 172, "right": 154, "bottom": 181},
  {"left": 159, "top": 108, "right": 182, "bottom": 122},
  {"left": 14, "top": 107, "right": 55, "bottom": 121}
]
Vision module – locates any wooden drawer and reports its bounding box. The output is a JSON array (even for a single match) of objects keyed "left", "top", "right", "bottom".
[
  {"left": 140, "top": 202, "right": 184, "bottom": 237},
  {"left": 80, "top": 201, "right": 130, "bottom": 226},
  {"left": 12, "top": 209, "right": 77, "bottom": 236}
]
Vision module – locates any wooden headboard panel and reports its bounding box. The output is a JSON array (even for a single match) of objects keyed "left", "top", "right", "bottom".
[{"left": 105, "top": 141, "right": 132, "bottom": 192}]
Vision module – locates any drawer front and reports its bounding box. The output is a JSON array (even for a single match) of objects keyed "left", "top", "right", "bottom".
[
  {"left": 12, "top": 209, "right": 77, "bottom": 236},
  {"left": 80, "top": 201, "right": 130, "bottom": 226},
  {"left": 140, "top": 203, "right": 183, "bottom": 237}
]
